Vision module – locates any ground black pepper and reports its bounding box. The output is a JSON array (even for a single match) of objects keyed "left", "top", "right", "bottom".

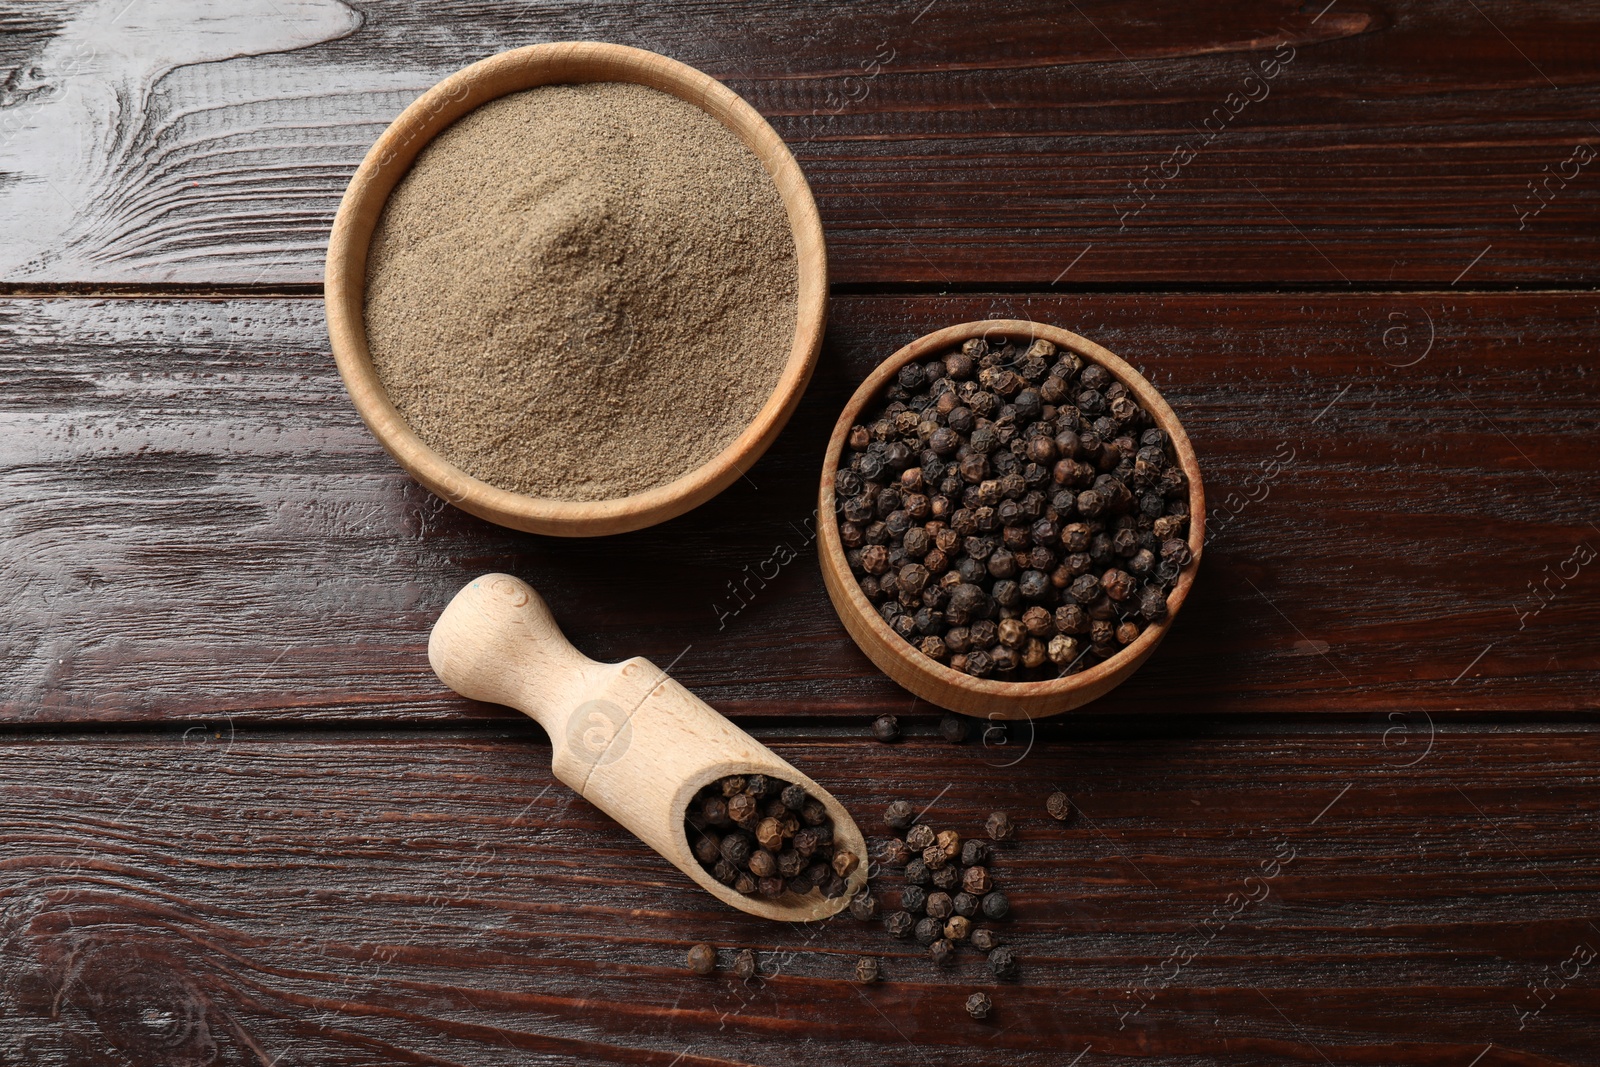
[{"left": 836, "top": 335, "right": 1194, "bottom": 679}]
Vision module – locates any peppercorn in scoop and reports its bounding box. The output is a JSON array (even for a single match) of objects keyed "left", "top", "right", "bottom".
[
  {"left": 685, "top": 774, "right": 857, "bottom": 900},
  {"left": 835, "top": 336, "right": 1193, "bottom": 679}
]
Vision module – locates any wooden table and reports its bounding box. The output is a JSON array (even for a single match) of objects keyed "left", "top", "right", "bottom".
[{"left": 3, "top": 2, "right": 1597, "bottom": 1063}]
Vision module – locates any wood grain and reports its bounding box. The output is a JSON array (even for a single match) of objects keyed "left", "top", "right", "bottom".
[
  {"left": 3, "top": 293, "right": 1597, "bottom": 724},
  {"left": 0, "top": 725, "right": 1596, "bottom": 1066},
  {"left": 1, "top": 0, "right": 1598, "bottom": 287}
]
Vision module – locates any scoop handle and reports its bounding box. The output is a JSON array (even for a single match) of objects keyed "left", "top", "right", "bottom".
[{"left": 428, "top": 573, "right": 607, "bottom": 730}]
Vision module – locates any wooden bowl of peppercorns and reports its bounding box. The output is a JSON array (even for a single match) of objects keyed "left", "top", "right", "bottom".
[{"left": 817, "top": 320, "right": 1204, "bottom": 718}]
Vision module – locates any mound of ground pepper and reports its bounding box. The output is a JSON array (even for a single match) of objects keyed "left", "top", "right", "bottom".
[{"left": 365, "top": 82, "right": 796, "bottom": 501}]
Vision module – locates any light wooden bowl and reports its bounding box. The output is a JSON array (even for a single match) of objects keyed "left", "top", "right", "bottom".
[
  {"left": 325, "top": 43, "right": 826, "bottom": 537},
  {"left": 818, "top": 320, "right": 1205, "bottom": 719}
]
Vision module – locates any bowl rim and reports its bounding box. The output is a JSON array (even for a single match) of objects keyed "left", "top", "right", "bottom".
[
  {"left": 817, "top": 318, "right": 1206, "bottom": 705},
  {"left": 325, "top": 41, "right": 826, "bottom": 536}
]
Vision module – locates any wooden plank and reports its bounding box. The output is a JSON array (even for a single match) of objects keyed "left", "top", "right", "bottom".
[
  {"left": 2, "top": 293, "right": 1597, "bottom": 724},
  {"left": 0, "top": 0, "right": 1597, "bottom": 286},
  {"left": 0, "top": 725, "right": 1596, "bottom": 1065}
]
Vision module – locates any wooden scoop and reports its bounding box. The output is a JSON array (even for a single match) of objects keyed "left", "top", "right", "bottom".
[{"left": 428, "top": 573, "right": 869, "bottom": 921}]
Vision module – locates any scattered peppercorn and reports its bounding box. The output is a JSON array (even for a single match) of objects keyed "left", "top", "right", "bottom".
[
  {"left": 854, "top": 956, "right": 882, "bottom": 984},
  {"left": 944, "top": 915, "right": 972, "bottom": 941},
  {"left": 970, "top": 928, "right": 1001, "bottom": 952},
  {"left": 914, "top": 917, "right": 942, "bottom": 945},
  {"left": 1046, "top": 790, "right": 1073, "bottom": 821},
  {"left": 929, "top": 938, "right": 955, "bottom": 966},
  {"left": 733, "top": 948, "right": 757, "bottom": 981},
  {"left": 883, "top": 800, "right": 916, "bottom": 832},
  {"left": 687, "top": 943, "right": 716, "bottom": 976},
  {"left": 885, "top": 910, "right": 915, "bottom": 938},
  {"left": 836, "top": 334, "right": 1195, "bottom": 680},
  {"left": 965, "top": 991, "right": 993, "bottom": 1020},
  {"left": 872, "top": 715, "right": 901, "bottom": 743},
  {"left": 981, "top": 891, "right": 1011, "bottom": 920},
  {"left": 985, "top": 810, "right": 1015, "bottom": 842},
  {"left": 938, "top": 712, "right": 971, "bottom": 743},
  {"left": 879, "top": 838, "right": 913, "bottom": 867},
  {"left": 988, "top": 945, "right": 1020, "bottom": 980},
  {"left": 685, "top": 774, "right": 854, "bottom": 903},
  {"left": 849, "top": 892, "right": 881, "bottom": 921},
  {"left": 906, "top": 824, "right": 936, "bottom": 852}
]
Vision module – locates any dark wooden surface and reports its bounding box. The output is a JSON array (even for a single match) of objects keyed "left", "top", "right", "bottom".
[
  {"left": 1, "top": 0, "right": 1598, "bottom": 287},
  {"left": 5, "top": 294, "right": 1597, "bottom": 725},
  {"left": 3, "top": 0, "right": 1599, "bottom": 1063},
  {"left": 4, "top": 723, "right": 1599, "bottom": 1066}
]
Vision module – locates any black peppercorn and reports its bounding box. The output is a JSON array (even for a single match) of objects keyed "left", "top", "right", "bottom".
[
  {"left": 939, "top": 713, "right": 971, "bottom": 743},
  {"left": 984, "top": 811, "right": 1015, "bottom": 841},
  {"left": 981, "top": 891, "right": 1011, "bottom": 920},
  {"left": 734, "top": 948, "right": 758, "bottom": 980},
  {"left": 800, "top": 799, "right": 827, "bottom": 827},
  {"left": 970, "top": 928, "right": 1001, "bottom": 953},
  {"left": 748, "top": 850, "right": 777, "bottom": 878},
  {"left": 727, "top": 792, "right": 758, "bottom": 829},
  {"left": 692, "top": 833, "right": 721, "bottom": 866},
  {"left": 929, "top": 938, "right": 956, "bottom": 966},
  {"left": 900, "top": 885, "right": 928, "bottom": 914},
  {"left": 854, "top": 956, "right": 882, "bottom": 984},
  {"left": 962, "top": 866, "right": 992, "bottom": 895},
  {"left": 931, "top": 864, "right": 961, "bottom": 892},
  {"left": 914, "top": 917, "right": 942, "bottom": 945},
  {"left": 906, "top": 824, "right": 936, "bottom": 851},
  {"left": 883, "top": 800, "right": 916, "bottom": 831},
  {"left": 904, "top": 859, "right": 931, "bottom": 886},
  {"left": 953, "top": 891, "right": 980, "bottom": 917},
  {"left": 885, "top": 909, "right": 915, "bottom": 938},
  {"left": 965, "top": 991, "right": 993, "bottom": 1020},
  {"left": 1046, "top": 791, "right": 1073, "bottom": 821},
  {"left": 960, "top": 839, "right": 992, "bottom": 867},
  {"left": 687, "top": 943, "right": 717, "bottom": 975},
  {"left": 925, "top": 891, "right": 955, "bottom": 920},
  {"left": 872, "top": 714, "right": 901, "bottom": 743},
  {"left": 987, "top": 945, "right": 1020, "bottom": 979},
  {"left": 880, "top": 838, "right": 913, "bottom": 867},
  {"left": 719, "top": 832, "right": 754, "bottom": 867}
]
